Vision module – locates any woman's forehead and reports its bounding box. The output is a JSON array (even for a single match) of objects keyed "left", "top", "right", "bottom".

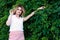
[{"left": 17, "top": 7, "right": 22, "bottom": 10}]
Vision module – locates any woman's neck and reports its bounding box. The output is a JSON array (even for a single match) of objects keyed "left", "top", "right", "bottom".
[{"left": 15, "top": 14, "right": 20, "bottom": 18}]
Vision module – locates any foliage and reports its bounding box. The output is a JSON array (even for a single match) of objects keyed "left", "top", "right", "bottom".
[{"left": 0, "top": 0, "right": 60, "bottom": 40}]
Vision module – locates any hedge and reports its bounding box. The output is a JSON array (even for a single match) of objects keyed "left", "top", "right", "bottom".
[{"left": 0, "top": 0, "right": 60, "bottom": 40}]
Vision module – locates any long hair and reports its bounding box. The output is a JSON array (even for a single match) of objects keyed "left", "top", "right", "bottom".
[{"left": 9, "top": 4, "right": 25, "bottom": 17}]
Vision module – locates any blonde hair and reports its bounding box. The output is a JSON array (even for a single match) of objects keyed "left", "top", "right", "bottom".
[{"left": 9, "top": 4, "right": 25, "bottom": 17}]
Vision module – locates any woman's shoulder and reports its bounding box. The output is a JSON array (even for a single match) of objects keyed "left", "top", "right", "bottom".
[
  {"left": 10, "top": 15, "right": 16, "bottom": 18},
  {"left": 12, "top": 15, "right": 16, "bottom": 17}
]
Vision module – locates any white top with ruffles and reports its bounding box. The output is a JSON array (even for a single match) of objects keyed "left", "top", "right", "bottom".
[{"left": 8, "top": 15, "right": 24, "bottom": 31}]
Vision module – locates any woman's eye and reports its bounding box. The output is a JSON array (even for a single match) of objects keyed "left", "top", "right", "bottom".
[
  {"left": 17, "top": 9, "right": 19, "bottom": 10},
  {"left": 17, "top": 9, "right": 22, "bottom": 11},
  {"left": 19, "top": 9, "right": 22, "bottom": 11}
]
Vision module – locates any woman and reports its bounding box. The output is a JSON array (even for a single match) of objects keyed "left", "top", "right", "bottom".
[{"left": 6, "top": 4, "right": 45, "bottom": 40}]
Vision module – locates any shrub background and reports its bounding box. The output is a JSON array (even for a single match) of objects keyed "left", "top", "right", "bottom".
[{"left": 0, "top": 0, "right": 60, "bottom": 40}]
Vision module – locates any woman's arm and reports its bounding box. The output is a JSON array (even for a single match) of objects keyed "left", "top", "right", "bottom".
[
  {"left": 6, "top": 9, "right": 14, "bottom": 26},
  {"left": 23, "top": 6, "right": 45, "bottom": 22},
  {"left": 6, "top": 15, "right": 12, "bottom": 26}
]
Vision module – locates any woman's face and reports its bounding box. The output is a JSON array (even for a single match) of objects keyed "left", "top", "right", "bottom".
[{"left": 15, "top": 7, "right": 22, "bottom": 15}]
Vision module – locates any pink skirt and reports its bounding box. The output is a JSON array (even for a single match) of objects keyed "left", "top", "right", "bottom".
[{"left": 9, "top": 31, "right": 25, "bottom": 40}]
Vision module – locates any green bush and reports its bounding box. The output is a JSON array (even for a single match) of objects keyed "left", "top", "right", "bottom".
[{"left": 0, "top": 0, "right": 60, "bottom": 40}]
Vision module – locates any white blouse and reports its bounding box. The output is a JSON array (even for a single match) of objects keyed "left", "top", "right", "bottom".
[{"left": 8, "top": 15, "right": 24, "bottom": 31}]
